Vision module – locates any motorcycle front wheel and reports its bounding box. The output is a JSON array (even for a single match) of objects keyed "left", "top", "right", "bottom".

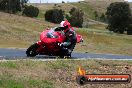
[
  {"left": 59, "top": 52, "right": 71, "bottom": 58},
  {"left": 26, "top": 43, "right": 39, "bottom": 57}
]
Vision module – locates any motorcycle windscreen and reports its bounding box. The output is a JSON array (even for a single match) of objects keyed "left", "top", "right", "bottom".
[
  {"left": 40, "top": 29, "right": 65, "bottom": 43},
  {"left": 40, "top": 30, "right": 49, "bottom": 40}
]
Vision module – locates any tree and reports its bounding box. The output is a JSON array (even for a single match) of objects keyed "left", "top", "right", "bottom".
[
  {"left": 66, "top": 7, "right": 84, "bottom": 27},
  {"left": 62, "top": 1, "right": 65, "bottom": 3},
  {"left": 45, "top": 9, "right": 53, "bottom": 22},
  {"left": 127, "top": 24, "right": 132, "bottom": 35},
  {"left": 106, "top": 2, "right": 131, "bottom": 34},
  {"left": 22, "top": 5, "right": 39, "bottom": 17},
  {"left": 0, "top": 0, "right": 28, "bottom": 13},
  {"left": 127, "top": 16, "right": 132, "bottom": 35},
  {"left": 45, "top": 9, "right": 64, "bottom": 23}
]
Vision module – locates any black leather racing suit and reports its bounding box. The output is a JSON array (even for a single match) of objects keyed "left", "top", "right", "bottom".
[{"left": 55, "top": 27, "right": 77, "bottom": 56}]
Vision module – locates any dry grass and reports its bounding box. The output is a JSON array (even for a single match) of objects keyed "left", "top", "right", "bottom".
[
  {"left": 0, "top": 12, "right": 132, "bottom": 55},
  {"left": 84, "top": 0, "right": 125, "bottom": 12},
  {"left": 31, "top": 2, "right": 106, "bottom": 26},
  {"left": 0, "top": 59, "right": 131, "bottom": 88},
  {"left": 75, "top": 28, "right": 132, "bottom": 55},
  {"left": 0, "top": 12, "right": 56, "bottom": 48},
  {"left": 30, "top": 3, "right": 76, "bottom": 19}
]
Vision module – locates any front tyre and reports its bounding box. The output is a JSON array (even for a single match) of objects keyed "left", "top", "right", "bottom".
[
  {"left": 59, "top": 52, "right": 71, "bottom": 58},
  {"left": 26, "top": 43, "right": 39, "bottom": 57}
]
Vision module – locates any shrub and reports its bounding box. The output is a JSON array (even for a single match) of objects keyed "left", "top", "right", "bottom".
[
  {"left": 62, "top": 1, "right": 65, "bottom": 3},
  {"left": 22, "top": 5, "right": 39, "bottom": 17},
  {"left": 106, "top": 2, "right": 131, "bottom": 34},
  {"left": 45, "top": 9, "right": 64, "bottom": 23},
  {"left": 127, "top": 24, "right": 132, "bottom": 35},
  {"left": 0, "top": 0, "right": 28, "bottom": 13},
  {"left": 66, "top": 7, "right": 84, "bottom": 27}
]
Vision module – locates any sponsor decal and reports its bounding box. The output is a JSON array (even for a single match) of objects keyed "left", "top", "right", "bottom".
[{"left": 76, "top": 66, "right": 131, "bottom": 85}]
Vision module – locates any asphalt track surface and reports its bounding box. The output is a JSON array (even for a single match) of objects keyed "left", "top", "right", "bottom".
[{"left": 0, "top": 48, "right": 132, "bottom": 60}]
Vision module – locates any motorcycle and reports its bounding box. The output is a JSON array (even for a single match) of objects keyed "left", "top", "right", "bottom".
[{"left": 26, "top": 27, "right": 83, "bottom": 58}]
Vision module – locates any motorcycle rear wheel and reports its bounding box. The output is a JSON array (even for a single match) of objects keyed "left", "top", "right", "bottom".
[{"left": 26, "top": 43, "right": 39, "bottom": 57}]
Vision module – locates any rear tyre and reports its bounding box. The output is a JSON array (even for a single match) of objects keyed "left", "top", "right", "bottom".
[{"left": 26, "top": 43, "right": 39, "bottom": 57}]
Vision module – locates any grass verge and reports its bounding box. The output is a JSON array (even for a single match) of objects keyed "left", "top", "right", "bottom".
[{"left": 0, "top": 59, "right": 132, "bottom": 88}]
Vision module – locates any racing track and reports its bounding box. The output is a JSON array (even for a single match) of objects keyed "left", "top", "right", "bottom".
[{"left": 0, "top": 48, "right": 132, "bottom": 60}]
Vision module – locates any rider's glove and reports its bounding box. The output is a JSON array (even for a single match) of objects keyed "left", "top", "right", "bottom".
[{"left": 58, "top": 43, "right": 63, "bottom": 47}]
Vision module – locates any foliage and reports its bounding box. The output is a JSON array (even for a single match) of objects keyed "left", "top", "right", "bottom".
[
  {"left": 127, "top": 24, "right": 132, "bottom": 35},
  {"left": 106, "top": 2, "right": 131, "bottom": 34},
  {"left": 22, "top": 5, "right": 39, "bottom": 17},
  {"left": 66, "top": 7, "right": 84, "bottom": 27},
  {"left": 45, "top": 9, "right": 64, "bottom": 23},
  {"left": 62, "top": 1, "right": 65, "bottom": 3},
  {"left": 0, "top": 0, "right": 28, "bottom": 13}
]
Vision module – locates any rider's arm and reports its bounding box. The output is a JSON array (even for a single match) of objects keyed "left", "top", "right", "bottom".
[
  {"left": 54, "top": 27, "right": 64, "bottom": 31},
  {"left": 62, "top": 41, "right": 71, "bottom": 47},
  {"left": 62, "top": 30, "right": 76, "bottom": 47}
]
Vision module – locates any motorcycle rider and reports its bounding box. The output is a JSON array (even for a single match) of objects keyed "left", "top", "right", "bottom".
[{"left": 55, "top": 20, "right": 77, "bottom": 57}]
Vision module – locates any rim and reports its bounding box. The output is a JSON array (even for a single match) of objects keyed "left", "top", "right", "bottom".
[{"left": 29, "top": 50, "right": 35, "bottom": 55}]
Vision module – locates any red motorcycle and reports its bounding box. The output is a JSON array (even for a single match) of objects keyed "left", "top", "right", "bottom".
[{"left": 26, "top": 27, "right": 83, "bottom": 57}]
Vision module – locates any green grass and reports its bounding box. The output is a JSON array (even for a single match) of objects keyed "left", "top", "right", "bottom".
[
  {"left": 28, "top": 79, "right": 53, "bottom": 88},
  {"left": 0, "top": 61, "right": 18, "bottom": 68},
  {"left": 0, "top": 79, "right": 24, "bottom": 88},
  {"left": 0, "top": 59, "right": 132, "bottom": 88},
  {"left": 0, "top": 77, "right": 54, "bottom": 88}
]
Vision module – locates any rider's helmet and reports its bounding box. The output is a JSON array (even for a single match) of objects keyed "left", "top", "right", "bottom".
[{"left": 60, "top": 20, "right": 71, "bottom": 32}]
